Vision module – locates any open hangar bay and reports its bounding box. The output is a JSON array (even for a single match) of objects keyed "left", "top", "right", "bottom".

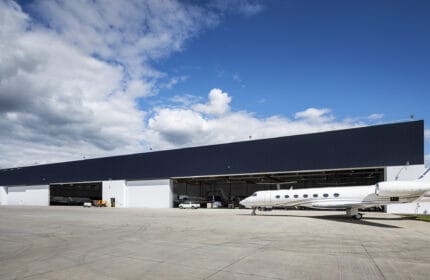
[
  {"left": 0, "top": 206, "right": 429, "bottom": 280},
  {"left": 0, "top": 120, "right": 428, "bottom": 214}
]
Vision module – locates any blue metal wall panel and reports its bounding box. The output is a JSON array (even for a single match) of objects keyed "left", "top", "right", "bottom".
[{"left": 0, "top": 121, "right": 424, "bottom": 186}]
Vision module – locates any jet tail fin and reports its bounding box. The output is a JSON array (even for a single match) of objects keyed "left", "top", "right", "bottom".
[{"left": 418, "top": 168, "right": 430, "bottom": 181}]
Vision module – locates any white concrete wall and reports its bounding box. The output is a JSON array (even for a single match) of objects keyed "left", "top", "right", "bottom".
[
  {"left": 385, "top": 164, "right": 429, "bottom": 214},
  {"left": 102, "top": 180, "right": 127, "bottom": 208},
  {"left": 0, "top": 186, "right": 8, "bottom": 205},
  {"left": 126, "top": 179, "right": 172, "bottom": 208},
  {"left": 7, "top": 185, "right": 49, "bottom": 206},
  {"left": 386, "top": 199, "right": 430, "bottom": 215},
  {"left": 385, "top": 164, "right": 425, "bottom": 181}
]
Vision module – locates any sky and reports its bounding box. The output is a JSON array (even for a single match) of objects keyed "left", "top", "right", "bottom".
[{"left": 0, "top": 0, "right": 429, "bottom": 168}]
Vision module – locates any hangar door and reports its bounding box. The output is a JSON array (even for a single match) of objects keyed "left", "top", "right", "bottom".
[
  {"left": 126, "top": 179, "right": 172, "bottom": 208},
  {"left": 50, "top": 182, "right": 102, "bottom": 205},
  {"left": 7, "top": 185, "right": 49, "bottom": 206}
]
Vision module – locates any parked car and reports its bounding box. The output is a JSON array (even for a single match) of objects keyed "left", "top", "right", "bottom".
[
  {"left": 179, "top": 201, "right": 200, "bottom": 209},
  {"left": 212, "top": 201, "right": 223, "bottom": 208}
]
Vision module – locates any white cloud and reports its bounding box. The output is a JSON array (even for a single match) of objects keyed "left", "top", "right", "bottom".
[
  {"left": 144, "top": 89, "right": 361, "bottom": 150},
  {"left": 193, "top": 88, "right": 232, "bottom": 115},
  {"left": 29, "top": 0, "right": 217, "bottom": 80},
  {"left": 0, "top": 0, "right": 224, "bottom": 168},
  {"left": 148, "top": 108, "right": 207, "bottom": 145},
  {"left": 368, "top": 113, "right": 384, "bottom": 120},
  {"left": 210, "top": 0, "right": 264, "bottom": 17},
  {"left": 0, "top": 20, "right": 145, "bottom": 165},
  {"left": 426, "top": 154, "right": 430, "bottom": 168},
  {"left": 294, "top": 108, "right": 334, "bottom": 122},
  {"left": 237, "top": 3, "right": 264, "bottom": 16},
  {"left": 425, "top": 130, "right": 430, "bottom": 141},
  {"left": 233, "top": 73, "right": 242, "bottom": 83},
  {"left": 0, "top": 0, "right": 268, "bottom": 168},
  {"left": 232, "top": 72, "right": 245, "bottom": 88},
  {"left": 170, "top": 94, "right": 201, "bottom": 106},
  {"left": 163, "top": 76, "right": 188, "bottom": 90}
]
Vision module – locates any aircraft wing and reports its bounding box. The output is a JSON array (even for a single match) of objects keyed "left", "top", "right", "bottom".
[{"left": 309, "top": 200, "right": 379, "bottom": 209}]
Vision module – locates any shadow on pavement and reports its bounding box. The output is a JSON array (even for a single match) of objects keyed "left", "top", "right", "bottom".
[{"left": 238, "top": 212, "right": 403, "bottom": 228}]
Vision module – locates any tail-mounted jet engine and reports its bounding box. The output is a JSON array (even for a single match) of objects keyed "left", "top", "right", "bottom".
[{"left": 375, "top": 181, "right": 429, "bottom": 197}]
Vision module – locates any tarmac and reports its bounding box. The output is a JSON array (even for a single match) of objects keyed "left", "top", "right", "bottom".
[{"left": 0, "top": 206, "right": 429, "bottom": 280}]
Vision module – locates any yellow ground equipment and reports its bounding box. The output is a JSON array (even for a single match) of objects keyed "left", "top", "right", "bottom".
[{"left": 93, "top": 200, "right": 107, "bottom": 207}]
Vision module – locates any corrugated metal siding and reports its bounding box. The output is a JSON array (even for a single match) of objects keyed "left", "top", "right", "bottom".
[{"left": 0, "top": 121, "right": 424, "bottom": 186}]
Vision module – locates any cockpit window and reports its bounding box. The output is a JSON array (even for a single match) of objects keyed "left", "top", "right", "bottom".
[{"left": 252, "top": 193, "right": 257, "bottom": 196}]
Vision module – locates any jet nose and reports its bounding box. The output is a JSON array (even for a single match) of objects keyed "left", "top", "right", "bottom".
[{"left": 239, "top": 198, "right": 248, "bottom": 208}]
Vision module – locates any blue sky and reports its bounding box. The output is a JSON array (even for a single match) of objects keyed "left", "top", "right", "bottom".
[
  {"left": 153, "top": 0, "right": 430, "bottom": 120},
  {"left": 1, "top": 0, "right": 429, "bottom": 167}
]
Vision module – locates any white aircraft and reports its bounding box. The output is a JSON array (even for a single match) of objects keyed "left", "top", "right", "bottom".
[{"left": 239, "top": 168, "right": 430, "bottom": 220}]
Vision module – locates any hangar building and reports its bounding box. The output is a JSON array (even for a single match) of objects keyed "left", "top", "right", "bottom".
[{"left": 0, "top": 120, "right": 428, "bottom": 213}]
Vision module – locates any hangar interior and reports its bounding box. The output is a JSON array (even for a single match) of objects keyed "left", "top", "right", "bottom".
[
  {"left": 50, "top": 182, "right": 102, "bottom": 205},
  {"left": 172, "top": 168, "right": 385, "bottom": 207}
]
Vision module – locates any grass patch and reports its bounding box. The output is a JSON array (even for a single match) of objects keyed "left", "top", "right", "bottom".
[{"left": 401, "top": 214, "right": 430, "bottom": 222}]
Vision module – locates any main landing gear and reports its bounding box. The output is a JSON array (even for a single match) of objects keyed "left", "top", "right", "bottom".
[
  {"left": 354, "top": 213, "right": 363, "bottom": 220},
  {"left": 251, "top": 207, "right": 257, "bottom": 215},
  {"left": 347, "top": 208, "right": 363, "bottom": 220}
]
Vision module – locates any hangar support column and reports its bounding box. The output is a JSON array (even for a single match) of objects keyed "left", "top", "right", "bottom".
[
  {"left": 102, "top": 180, "right": 127, "bottom": 208},
  {"left": 0, "top": 186, "right": 7, "bottom": 205}
]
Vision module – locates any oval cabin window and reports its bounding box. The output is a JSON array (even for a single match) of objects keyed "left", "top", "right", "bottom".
[
  {"left": 323, "top": 194, "right": 329, "bottom": 198},
  {"left": 334, "top": 193, "right": 340, "bottom": 197}
]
